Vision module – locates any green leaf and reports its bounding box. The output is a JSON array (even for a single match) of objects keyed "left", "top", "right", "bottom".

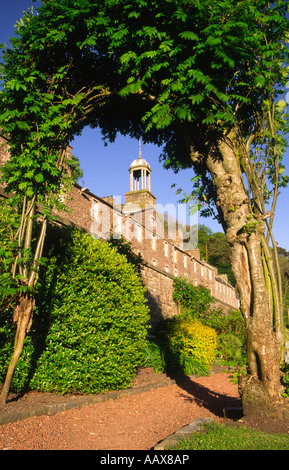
[
  {"left": 206, "top": 36, "right": 222, "bottom": 46},
  {"left": 35, "top": 173, "right": 44, "bottom": 183},
  {"left": 189, "top": 94, "right": 205, "bottom": 105},
  {"left": 179, "top": 31, "right": 199, "bottom": 41},
  {"left": 16, "top": 121, "right": 30, "bottom": 131},
  {"left": 119, "top": 80, "right": 145, "bottom": 96}
]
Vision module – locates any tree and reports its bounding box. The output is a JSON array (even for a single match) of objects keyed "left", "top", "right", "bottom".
[
  {"left": 0, "top": 0, "right": 289, "bottom": 417},
  {"left": 0, "top": 7, "right": 100, "bottom": 403},
  {"left": 83, "top": 0, "right": 288, "bottom": 417},
  {"left": 196, "top": 224, "right": 213, "bottom": 261},
  {"left": 193, "top": 224, "right": 235, "bottom": 284}
]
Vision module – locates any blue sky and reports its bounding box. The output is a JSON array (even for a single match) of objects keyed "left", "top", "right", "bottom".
[{"left": 1, "top": 0, "right": 289, "bottom": 251}]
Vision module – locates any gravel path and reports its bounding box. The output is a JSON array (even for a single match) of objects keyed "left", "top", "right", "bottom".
[{"left": 0, "top": 372, "right": 240, "bottom": 450}]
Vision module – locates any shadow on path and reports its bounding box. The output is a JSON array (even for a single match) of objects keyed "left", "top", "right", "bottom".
[{"left": 171, "top": 375, "right": 242, "bottom": 418}]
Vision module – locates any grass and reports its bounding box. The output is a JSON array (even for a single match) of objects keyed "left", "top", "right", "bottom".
[{"left": 170, "top": 422, "right": 289, "bottom": 450}]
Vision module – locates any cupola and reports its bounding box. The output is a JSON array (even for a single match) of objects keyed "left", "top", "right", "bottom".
[{"left": 124, "top": 140, "right": 156, "bottom": 210}]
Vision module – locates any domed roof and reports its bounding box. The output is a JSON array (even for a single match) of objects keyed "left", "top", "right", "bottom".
[{"left": 129, "top": 158, "right": 151, "bottom": 170}]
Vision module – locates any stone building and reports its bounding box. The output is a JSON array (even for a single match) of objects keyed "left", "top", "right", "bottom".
[{"left": 0, "top": 135, "right": 239, "bottom": 325}]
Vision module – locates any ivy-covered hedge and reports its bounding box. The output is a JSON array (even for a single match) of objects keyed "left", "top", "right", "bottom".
[
  {"left": 0, "top": 227, "right": 150, "bottom": 394},
  {"left": 172, "top": 276, "right": 214, "bottom": 317}
]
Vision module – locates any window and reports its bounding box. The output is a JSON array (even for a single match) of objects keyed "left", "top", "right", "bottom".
[
  {"left": 116, "top": 214, "right": 122, "bottom": 233},
  {"left": 165, "top": 241, "right": 168, "bottom": 257},
  {"left": 184, "top": 255, "right": 187, "bottom": 268},
  {"left": 137, "top": 224, "right": 142, "bottom": 242},
  {"left": 152, "top": 235, "right": 156, "bottom": 250},
  {"left": 92, "top": 200, "right": 98, "bottom": 219},
  {"left": 174, "top": 248, "right": 177, "bottom": 263}
]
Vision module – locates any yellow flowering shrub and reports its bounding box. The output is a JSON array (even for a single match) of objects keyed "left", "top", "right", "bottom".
[{"left": 167, "top": 317, "right": 217, "bottom": 375}]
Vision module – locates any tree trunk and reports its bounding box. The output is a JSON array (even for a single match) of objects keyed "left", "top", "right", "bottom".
[
  {"left": 0, "top": 294, "right": 34, "bottom": 405},
  {"left": 231, "top": 236, "right": 286, "bottom": 417},
  {"left": 0, "top": 205, "right": 47, "bottom": 405},
  {"left": 192, "top": 138, "right": 289, "bottom": 418}
]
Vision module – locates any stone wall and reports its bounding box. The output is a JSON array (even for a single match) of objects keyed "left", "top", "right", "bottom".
[
  {"left": 52, "top": 183, "right": 240, "bottom": 322},
  {"left": 141, "top": 263, "right": 179, "bottom": 327},
  {"left": 0, "top": 138, "right": 240, "bottom": 324}
]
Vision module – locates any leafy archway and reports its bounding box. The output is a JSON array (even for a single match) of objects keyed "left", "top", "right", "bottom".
[{"left": 1, "top": 0, "right": 289, "bottom": 415}]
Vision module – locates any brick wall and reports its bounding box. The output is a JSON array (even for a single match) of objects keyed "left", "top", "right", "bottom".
[
  {"left": 0, "top": 138, "right": 240, "bottom": 323},
  {"left": 55, "top": 184, "right": 240, "bottom": 322}
]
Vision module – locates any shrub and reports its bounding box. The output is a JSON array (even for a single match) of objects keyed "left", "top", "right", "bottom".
[
  {"left": 171, "top": 276, "right": 246, "bottom": 371},
  {"left": 146, "top": 277, "right": 230, "bottom": 375},
  {"left": 108, "top": 235, "right": 143, "bottom": 274},
  {"left": 217, "top": 333, "right": 245, "bottom": 366},
  {"left": 142, "top": 336, "right": 166, "bottom": 373},
  {"left": 0, "top": 198, "right": 20, "bottom": 302},
  {"left": 0, "top": 199, "right": 19, "bottom": 378},
  {"left": 172, "top": 276, "right": 214, "bottom": 318},
  {"left": 0, "top": 227, "right": 150, "bottom": 394},
  {"left": 200, "top": 308, "right": 247, "bottom": 367},
  {"left": 165, "top": 317, "right": 217, "bottom": 376}
]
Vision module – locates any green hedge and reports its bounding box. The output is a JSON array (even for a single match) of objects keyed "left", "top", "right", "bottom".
[
  {"left": 172, "top": 276, "right": 214, "bottom": 317},
  {"left": 0, "top": 227, "right": 150, "bottom": 394}
]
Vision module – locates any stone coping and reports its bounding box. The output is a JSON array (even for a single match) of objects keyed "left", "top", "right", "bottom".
[{"left": 154, "top": 417, "right": 214, "bottom": 450}]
